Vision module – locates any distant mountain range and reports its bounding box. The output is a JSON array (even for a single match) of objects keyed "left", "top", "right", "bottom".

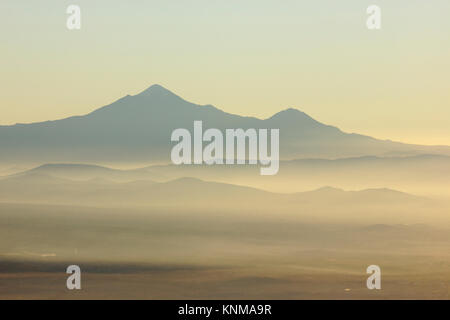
[
  {"left": 5, "top": 153, "right": 448, "bottom": 195},
  {"left": 1, "top": 84, "right": 450, "bottom": 164},
  {"left": 0, "top": 169, "right": 423, "bottom": 209}
]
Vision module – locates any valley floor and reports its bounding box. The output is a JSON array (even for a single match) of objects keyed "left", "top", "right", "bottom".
[{"left": 1, "top": 203, "right": 449, "bottom": 300}]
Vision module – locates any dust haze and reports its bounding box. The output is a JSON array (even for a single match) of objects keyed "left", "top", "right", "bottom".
[
  {"left": 0, "top": 86, "right": 449, "bottom": 299},
  {"left": 0, "top": 161, "right": 449, "bottom": 299}
]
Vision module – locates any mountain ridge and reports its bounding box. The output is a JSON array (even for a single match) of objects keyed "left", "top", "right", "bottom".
[
  {"left": 1, "top": 84, "right": 450, "bottom": 163},
  {"left": 0, "top": 168, "right": 423, "bottom": 203},
  {"left": 0, "top": 161, "right": 426, "bottom": 201}
]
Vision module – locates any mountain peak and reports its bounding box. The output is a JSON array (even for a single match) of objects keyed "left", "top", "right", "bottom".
[
  {"left": 269, "top": 108, "right": 311, "bottom": 119},
  {"left": 266, "top": 108, "right": 322, "bottom": 126},
  {"left": 131, "top": 84, "right": 190, "bottom": 106},
  {"left": 138, "top": 84, "right": 176, "bottom": 96}
]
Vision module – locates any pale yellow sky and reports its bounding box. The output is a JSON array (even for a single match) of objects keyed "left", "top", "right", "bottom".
[{"left": 1, "top": 1, "right": 450, "bottom": 145}]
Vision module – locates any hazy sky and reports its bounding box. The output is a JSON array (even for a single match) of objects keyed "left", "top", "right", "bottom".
[{"left": 1, "top": 1, "right": 449, "bottom": 145}]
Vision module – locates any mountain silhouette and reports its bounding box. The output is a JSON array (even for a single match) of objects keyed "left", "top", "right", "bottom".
[
  {"left": 20, "top": 163, "right": 163, "bottom": 182},
  {"left": 0, "top": 170, "right": 423, "bottom": 208},
  {"left": 1, "top": 84, "right": 449, "bottom": 163}
]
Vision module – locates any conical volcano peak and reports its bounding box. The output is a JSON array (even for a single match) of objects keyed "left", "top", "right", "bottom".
[
  {"left": 2, "top": 83, "right": 449, "bottom": 164},
  {"left": 138, "top": 84, "right": 177, "bottom": 97}
]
